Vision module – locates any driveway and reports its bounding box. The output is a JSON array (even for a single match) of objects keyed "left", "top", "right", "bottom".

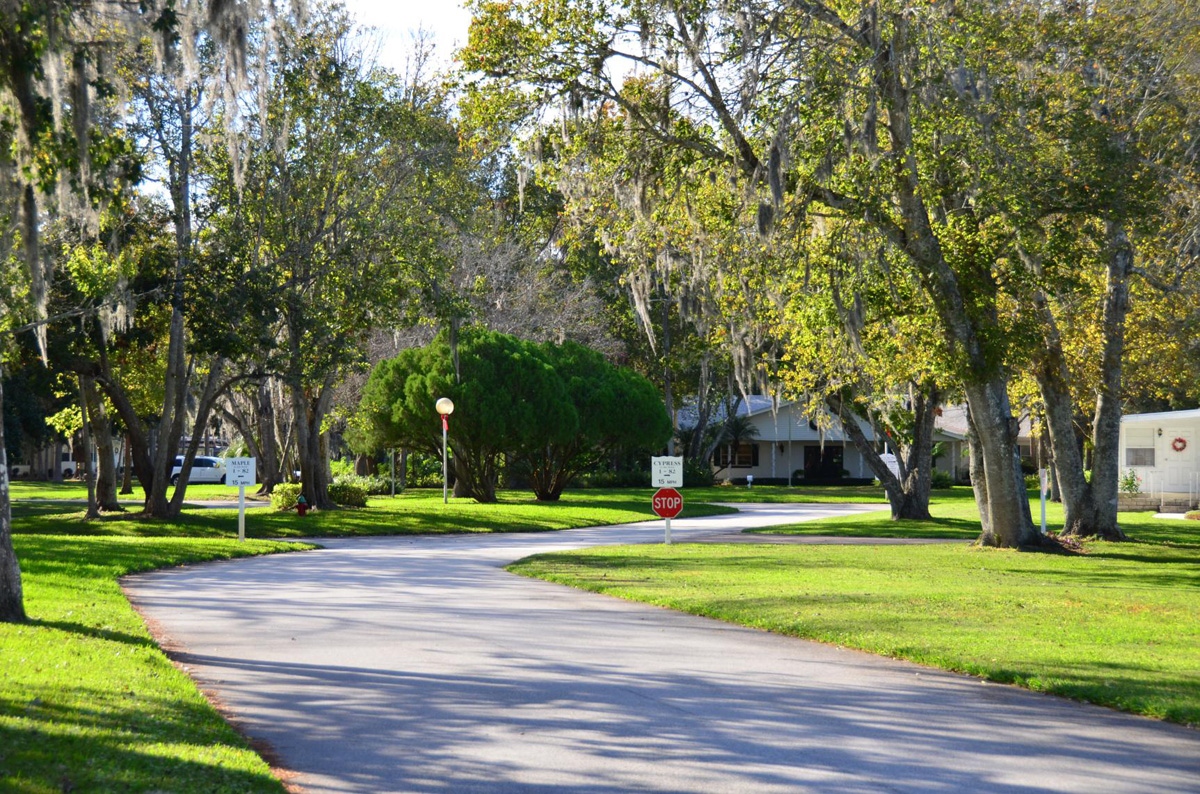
[{"left": 124, "top": 503, "right": 1200, "bottom": 793}]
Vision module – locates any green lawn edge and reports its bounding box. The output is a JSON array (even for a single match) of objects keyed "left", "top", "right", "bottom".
[
  {"left": 10, "top": 490, "right": 736, "bottom": 539},
  {"left": 1, "top": 536, "right": 316, "bottom": 793},
  {"left": 507, "top": 508, "right": 1200, "bottom": 727}
]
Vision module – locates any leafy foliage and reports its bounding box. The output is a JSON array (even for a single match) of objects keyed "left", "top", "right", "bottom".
[
  {"left": 327, "top": 482, "right": 368, "bottom": 508},
  {"left": 269, "top": 483, "right": 302, "bottom": 511},
  {"left": 359, "top": 330, "right": 669, "bottom": 501}
]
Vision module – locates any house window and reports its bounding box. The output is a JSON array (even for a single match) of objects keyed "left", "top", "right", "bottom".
[
  {"left": 1126, "top": 448, "right": 1155, "bottom": 467},
  {"left": 1125, "top": 427, "right": 1155, "bottom": 467},
  {"left": 714, "top": 443, "right": 758, "bottom": 469}
]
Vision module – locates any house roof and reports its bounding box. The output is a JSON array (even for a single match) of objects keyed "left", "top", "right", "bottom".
[
  {"left": 934, "top": 404, "right": 1032, "bottom": 441},
  {"left": 1122, "top": 408, "right": 1200, "bottom": 424},
  {"left": 738, "top": 398, "right": 965, "bottom": 443}
]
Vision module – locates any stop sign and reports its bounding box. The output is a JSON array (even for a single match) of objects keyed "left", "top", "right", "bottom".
[{"left": 652, "top": 488, "right": 683, "bottom": 519}]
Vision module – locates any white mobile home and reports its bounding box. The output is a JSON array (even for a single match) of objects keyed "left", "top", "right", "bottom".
[{"left": 1119, "top": 409, "right": 1200, "bottom": 498}]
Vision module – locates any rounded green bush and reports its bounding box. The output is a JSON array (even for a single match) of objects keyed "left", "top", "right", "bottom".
[
  {"left": 271, "top": 483, "right": 303, "bottom": 511},
  {"left": 328, "top": 482, "right": 368, "bottom": 507}
]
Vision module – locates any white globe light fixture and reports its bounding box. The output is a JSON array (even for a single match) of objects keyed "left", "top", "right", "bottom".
[{"left": 436, "top": 397, "right": 455, "bottom": 503}]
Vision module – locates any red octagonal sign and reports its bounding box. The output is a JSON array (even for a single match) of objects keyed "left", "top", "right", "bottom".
[{"left": 652, "top": 488, "right": 683, "bottom": 519}]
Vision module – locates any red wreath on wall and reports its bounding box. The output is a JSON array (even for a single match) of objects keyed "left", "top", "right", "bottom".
[{"left": 1172, "top": 437, "right": 1188, "bottom": 453}]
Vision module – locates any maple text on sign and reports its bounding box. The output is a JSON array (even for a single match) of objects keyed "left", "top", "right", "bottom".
[
  {"left": 652, "top": 488, "right": 683, "bottom": 519},
  {"left": 226, "top": 457, "right": 256, "bottom": 487}
]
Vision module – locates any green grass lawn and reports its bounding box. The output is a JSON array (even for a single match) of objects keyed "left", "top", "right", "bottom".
[
  {"left": 0, "top": 535, "right": 314, "bottom": 792},
  {"left": 1, "top": 486, "right": 734, "bottom": 790},
  {"left": 509, "top": 503, "right": 1200, "bottom": 726},
  {"left": 643, "top": 483, "right": 888, "bottom": 504},
  {"left": 10, "top": 481, "right": 265, "bottom": 503},
  {"left": 10, "top": 489, "right": 735, "bottom": 539},
  {"left": 12, "top": 480, "right": 891, "bottom": 506},
  {"left": 748, "top": 486, "right": 993, "bottom": 538}
]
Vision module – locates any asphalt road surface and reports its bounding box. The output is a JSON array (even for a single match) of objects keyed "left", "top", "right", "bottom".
[{"left": 125, "top": 503, "right": 1200, "bottom": 793}]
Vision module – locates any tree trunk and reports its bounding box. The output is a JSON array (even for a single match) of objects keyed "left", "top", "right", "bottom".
[
  {"left": 1082, "top": 223, "right": 1132, "bottom": 540},
  {"left": 83, "top": 375, "right": 122, "bottom": 511},
  {"left": 452, "top": 451, "right": 496, "bottom": 502},
  {"left": 291, "top": 375, "right": 336, "bottom": 510},
  {"left": 867, "top": 32, "right": 1035, "bottom": 546},
  {"left": 0, "top": 376, "right": 27, "bottom": 622},
  {"left": 144, "top": 327, "right": 189, "bottom": 518},
  {"left": 120, "top": 434, "right": 134, "bottom": 495},
  {"left": 168, "top": 359, "right": 227, "bottom": 516},
  {"left": 52, "top": 439, "right": 63, "bottom": 482},
  {"left": 257, "top": 378, "right": 281, "bottom": 494},
  {"left": 1029, "top": 226, "right": 1128, "bottom": 541},
  {"left": 146, "top": 84, "right": 195, "bottom": 518},
  {"left": 78, "top": 376, "right": 100, "bottom": 519},
  {"left": 95, "top": 371, "right": 154, "bottom": 498},
  {"left": 826, "top": 389, "right": 935, "bottom": 521},
  {"left": 963, "top": 382, "right": 1038, "bottom": 546}
]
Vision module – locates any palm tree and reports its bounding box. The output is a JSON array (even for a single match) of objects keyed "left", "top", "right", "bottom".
[{"left": 713, "top": 413, "right": 760, "bottom": 477}]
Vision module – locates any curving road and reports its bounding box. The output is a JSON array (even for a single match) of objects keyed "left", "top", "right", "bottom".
[{"left": 124, "top": 503, "right": 1200, "bottom": 793}]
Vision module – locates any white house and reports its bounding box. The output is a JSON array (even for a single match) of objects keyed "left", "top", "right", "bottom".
[
  {"left": 710, "top": 399, "right": 967, "bottom": 484},
  {"left": 1119, "top": 409, "right": 1200, "bottom": 498}
]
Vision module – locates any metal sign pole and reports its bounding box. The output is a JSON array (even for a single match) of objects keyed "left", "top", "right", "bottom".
[
  {"left": 1039, "top": 468, "right": 1047, "bottom": 535},
  {"left": 238, "top": 485, "right": 246, "bottom": 542},
  {"left": 665, "top": 515, "right": 672, "bottom": 545},
  {"left": 442, "top": 419, "right": 448, "bottom": 505}
]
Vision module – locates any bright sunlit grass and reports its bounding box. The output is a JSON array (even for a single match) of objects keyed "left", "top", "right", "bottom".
[
  {"left": 0, "top": 536, "right": 313, "bottom": 792},
  {"left": 10, "top": 488, "right": 735, "bottom": 539},
  {"left": 510, "top": 502, "right": 1200, "bottom": 725}
]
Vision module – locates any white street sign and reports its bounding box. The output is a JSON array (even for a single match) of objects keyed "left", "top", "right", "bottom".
[
  {"left": 651, "top": 456, "right": 683, "bottom": 488},
  {"left": 227, "top": 457, "right": 257, "bottom": 487},
  {"left": 226, "top": 457, "right": 256, "bottom": 543}
]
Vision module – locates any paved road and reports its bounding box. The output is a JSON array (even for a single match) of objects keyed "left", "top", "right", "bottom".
[{"left": 125, "top": 503, "right": 1200, "bottom": 793}]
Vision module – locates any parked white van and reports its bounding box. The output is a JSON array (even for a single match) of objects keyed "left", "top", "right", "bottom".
[{"left": 171, "top": 456, "right": 226, "bottom": 486}]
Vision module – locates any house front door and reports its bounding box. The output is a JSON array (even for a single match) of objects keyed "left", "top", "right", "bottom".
[{"left": 1162, "top": 428, "right": 1195, "bottom": 491}]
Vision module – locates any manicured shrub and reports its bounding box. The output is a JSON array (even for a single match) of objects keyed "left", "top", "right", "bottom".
[
  {"left": 577, "top": 469, "right": 650, "bottom": 488},
  {"left": 271, "top": 483, "right": 303, "bottom": 511},
  {"left": 328, "top": 482, "right": 368, "bottom": 507},
  {"left": 930, "top": 469, "right": 954, "bottom": 489},
  {"left": 333, "top": 473, "right": 391, "bottom": 495}
]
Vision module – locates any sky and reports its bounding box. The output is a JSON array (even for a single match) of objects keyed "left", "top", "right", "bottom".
[{"left": 339, "top": 0, "right": 473, "bottom": 73}]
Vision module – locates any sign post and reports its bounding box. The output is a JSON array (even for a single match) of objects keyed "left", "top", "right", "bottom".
[
  {"left": 652, "top": 487, "right": 684, "bottom": 543},
  {"left": 1039, "top": 467, "right": 1048, "bottom": 535},
  {"left": 651, "top": 456, "right": 684, "bottom": 544},
  {"left": 226, "top": 457, "right": 257, "bottom": 542}
]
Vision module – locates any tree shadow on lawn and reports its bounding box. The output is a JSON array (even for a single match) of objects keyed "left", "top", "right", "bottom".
[
  {"left": 13, "top": 494, "right": 728, "bottom": 539},
  {"left": 28, "top": 618, "right": 157, "bottom": 648},
  {"left": 747, "top": 514, "right": 982, "bottom": 539},
  {"left": 0, "top": 688, "right": 280, "bottom": 793}
]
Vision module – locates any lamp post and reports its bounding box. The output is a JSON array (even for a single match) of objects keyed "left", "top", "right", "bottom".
[{"left": 436, "top": 397, "right": 455, "bottom": 504}]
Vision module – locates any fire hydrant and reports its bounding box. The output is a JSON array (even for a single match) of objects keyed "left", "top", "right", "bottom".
[{"left": 296, "top": 494, "right": 309, "bottom": 517}]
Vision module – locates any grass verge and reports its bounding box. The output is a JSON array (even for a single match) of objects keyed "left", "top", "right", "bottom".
[
  {"left": 12, "top": 489, "right": 735, "bottom": 539},
  {"left": 0, "top": 535, "right": 314, "bottom": 792},
  {"left": 748, "top": 486, "right": 990, "bottom": 538},
  {"left": 10, "top": 481, "right": 265, "bottom": 503},
  {"left": 11, "top": 481, "right": 892, "bottom": 506},
  {"left": 509, "top": 506, "right": 1200, "bottom": 725},
  {"left": 648, "top": 484, "right": 888, "bottom": 504}
]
